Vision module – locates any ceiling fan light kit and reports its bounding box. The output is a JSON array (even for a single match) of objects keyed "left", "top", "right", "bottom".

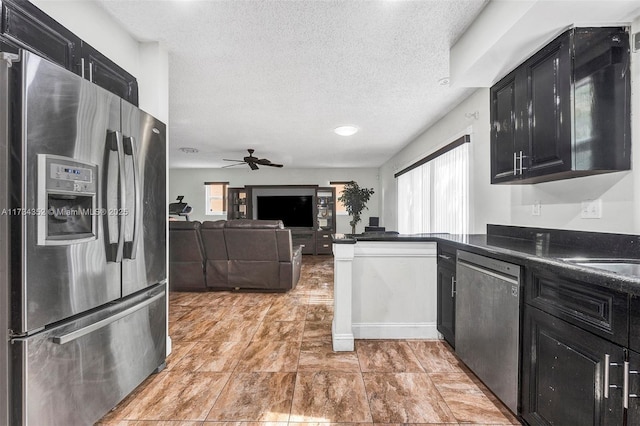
[{"left": 223, "top": 149, "right": 284, "bottom": 170}]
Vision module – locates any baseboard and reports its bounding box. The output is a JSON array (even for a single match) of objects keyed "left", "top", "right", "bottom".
[
  {"left": 352, "top": 322, "right": 439, "bottom": 339},
  {"left": 332, "top": 321, "right": 355, "bottom": 351}
]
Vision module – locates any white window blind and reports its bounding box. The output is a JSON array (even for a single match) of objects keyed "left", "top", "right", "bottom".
[
  {"left": 397, "top": 136, "right": 469, "bottom": 235},
  {"left": 204, "top": 182, "right": 228, "bottom": 215}
]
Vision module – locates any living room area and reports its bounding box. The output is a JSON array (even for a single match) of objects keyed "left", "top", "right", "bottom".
[{"left": 156, "top": 164, "right": 520, "bottom": 424}]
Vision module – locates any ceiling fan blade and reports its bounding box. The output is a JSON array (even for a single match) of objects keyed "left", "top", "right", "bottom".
[
  {"left": 221, "top": 149, "right": 282, "bottom": 170},
  {"left": 222, "top": 162, "right": 246, "bottom": 168}
]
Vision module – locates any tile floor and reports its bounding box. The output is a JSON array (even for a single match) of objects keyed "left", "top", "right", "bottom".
[{"left": 98, "top": 256, "right": 521, "bottom": 425}]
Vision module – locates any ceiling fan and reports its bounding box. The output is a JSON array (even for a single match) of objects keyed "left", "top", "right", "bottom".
[{"left": 222, "top": 149, "right": 284, "bottom": 170}]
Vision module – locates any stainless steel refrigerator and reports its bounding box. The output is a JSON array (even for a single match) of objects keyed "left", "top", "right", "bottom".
[{"left": 0, "top": 49, "right": 167, "bottom": 425}]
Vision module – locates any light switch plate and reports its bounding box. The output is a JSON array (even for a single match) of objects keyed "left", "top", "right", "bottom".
[
  {"left": 581, "top": 199, "right": 602, "bottom": 219},
  {"left": 532, "top": 201, "right": 541, "bottom": 216}
]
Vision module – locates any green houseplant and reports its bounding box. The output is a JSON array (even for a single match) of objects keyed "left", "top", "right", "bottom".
[{"left": 338, "top": 181, "right": 375, "bottom": 234}]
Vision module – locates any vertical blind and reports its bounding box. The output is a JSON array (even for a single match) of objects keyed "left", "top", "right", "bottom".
[{"left": 397, "top": 136, "right": 469, "bottom": 235}]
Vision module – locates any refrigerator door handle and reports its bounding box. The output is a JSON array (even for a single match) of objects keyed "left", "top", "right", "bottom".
[
  {"left": 105, "top": 131, "right": 126, "bottom": 262},
  {"left": 0, "top": 51, "right": 18, "bottom": 426},
  {"left": 50, "top": 292, "right": 164, "bottom": 345},
  {"left": 123, "top": 136, "right": 140, "bottom": 260}
]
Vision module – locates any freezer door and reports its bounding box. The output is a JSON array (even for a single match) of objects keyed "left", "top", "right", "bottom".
[
  {"left": 11, "top": 285, "right": 166, "bottom": 426},
  {"left": 17, "top": 51, "right": 122, "bottom": 334},
  {"left": 121, "top": 102, "right": 167, "bottom": 297}
]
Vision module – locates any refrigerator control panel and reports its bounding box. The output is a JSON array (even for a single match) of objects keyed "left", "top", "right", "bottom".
[
  {"left": 50, "top": 163, "right": 93, "bottom": 185},
  {"left": 46, "top": 159, "right": 96, "bottom": 194}
]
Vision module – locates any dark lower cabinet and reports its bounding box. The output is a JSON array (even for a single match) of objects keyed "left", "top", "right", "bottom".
[
  {"left": 436, "top": 264, "right": 455, "bottom": 347},
  {"left": 316, "top": 231, "right": 333, "bottom": 254},
  {"left": 628, "top": 350, "right": 640, "bottom": 424},
  {"left": 522, "top": 305, "right": 625, "bottom": 425},
  {"left": 436, "top": 246, "right": 456, "bottom": 347}
]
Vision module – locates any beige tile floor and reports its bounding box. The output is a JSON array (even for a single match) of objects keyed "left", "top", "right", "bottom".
[{"left": 98, "top": 256, "right": 521, "bottom": 425}]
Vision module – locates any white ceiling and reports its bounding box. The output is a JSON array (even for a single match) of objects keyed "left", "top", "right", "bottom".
[{"left": 97, "top": 0, "right": 488, "bottom": 169}]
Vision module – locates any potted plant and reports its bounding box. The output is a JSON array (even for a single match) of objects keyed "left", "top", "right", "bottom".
[{"left": 338, "top": 181, "right": 375, "bottom": 234}]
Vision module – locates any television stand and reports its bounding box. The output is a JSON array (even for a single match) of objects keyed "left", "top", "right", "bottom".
[
  {"left": 290, "top": 229, "right": 316, "bottom": 255},
  {"left": 227, "top": 185, "right": 337, "bottom": 255}
]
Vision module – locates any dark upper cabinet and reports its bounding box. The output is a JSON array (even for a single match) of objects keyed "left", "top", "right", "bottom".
[
  {"left": 81, "top": 42, "right": 139, "bottom": 106},
  {"left": 0, "top": 0, "right": 81, "bottom": 72},
  {"left": 1, "top": 0, "right": 139, "bottom": 105},
  {"left": 490, "top": 70, "right": 522, "bottom": 183},
  {"left": 436, "top": 245, "right": 456, "bottom": 347},
  {"left": 521, "top": 305, "right": 625, "bottom": 425},
  {"left": 490, "top": 27, "right": 630, "bottom": 184},
  {"left": 524, "top": 31, "right": 572, "bottom": 179}
]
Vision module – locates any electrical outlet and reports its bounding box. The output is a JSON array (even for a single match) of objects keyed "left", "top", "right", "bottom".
[
  {"left": 581, "top": 199, "right": 602, "bottom": 219},
  {"left": 532, "top": 201, "right": 541, "bottom": 216}
]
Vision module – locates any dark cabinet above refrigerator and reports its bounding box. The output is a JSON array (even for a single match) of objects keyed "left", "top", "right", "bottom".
[
  {"left": 490, "top": 27, "right": 631, "bottom": 184},
  {"left": 0, "top": 0, "right": 139, "bottom": 105}
]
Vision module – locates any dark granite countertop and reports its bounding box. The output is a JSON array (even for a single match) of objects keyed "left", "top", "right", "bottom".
[{"left": 332, "top": 226, "right": 640, "bottom": 296}]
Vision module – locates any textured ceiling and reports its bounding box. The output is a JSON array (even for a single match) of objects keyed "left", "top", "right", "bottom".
[{"left": 98, "top": 0, "right": 488, "bottom": 169}]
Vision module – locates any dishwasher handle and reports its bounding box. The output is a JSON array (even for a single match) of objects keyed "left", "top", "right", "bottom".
[{"left": 457, "top": 258, "right": 520, "bottom": 286}]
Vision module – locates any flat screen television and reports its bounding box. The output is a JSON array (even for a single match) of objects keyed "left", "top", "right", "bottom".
[{"left": 256, "top": 195, "right": 314, "bottom": 228}]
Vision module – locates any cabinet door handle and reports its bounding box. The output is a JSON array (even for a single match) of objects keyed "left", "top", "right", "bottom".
[
  {"left": 438, "top": 254, "right": 452, "bottom": 261},
  {"left": 513, "top": 152, "right": 517, "bottom": 176},
  {"left": 623, "top": 361, "right": 640, "bottom": 409},
  {"left": 629, "top": 363, "right": 640, "bottom": 407},
  {"left": 451, "top": 277, "right": 456, "bottom": 298},
  {"left": 605, "top": 354, "right": 610, "bottom": 398},
  {"left": 624, "top": 361, "right": 630, "bottom": 409},
  {"left": 518, "top": 151, "right": 528, "bottom": 175},
  {"left": 89, "top": 61, "right": 94, "bottom": 82},
  {"left": 604, "top": 354, "right": 623, "bottom": 398},
  {"left": 81, "top": 57, "right": 85, "bottom": 79}
]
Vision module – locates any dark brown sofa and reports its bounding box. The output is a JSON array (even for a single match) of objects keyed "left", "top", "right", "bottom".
[
  {"left": 168, "top": 221, "right": 207, "bottom": 291},
  {"left": 169, "top": 219, "right": 303, "bottom": 292}
]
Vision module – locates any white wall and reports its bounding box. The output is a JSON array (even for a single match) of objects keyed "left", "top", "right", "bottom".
[
  {"left": 31, "top": 0, "right": 170, "bottom": 123},
  {"left": 169, "top": 167, "right": 380, "bottom": 234},
  {"left": 380, "top": 17, "right": 640, "bottom": 235},
  {"left": 379, "top": 89, "right": 510, "bottom": 234}
]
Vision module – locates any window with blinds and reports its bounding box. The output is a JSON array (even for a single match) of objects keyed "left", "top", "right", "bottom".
[
  {"left": 205, "top": 182, "right": 229, "bottom": 215},
  {"left": 396, "top": 136, "right": 469, "bottom": 235},
  {"left": 330, "top": 181, "right": 348, "bottom": 215}
]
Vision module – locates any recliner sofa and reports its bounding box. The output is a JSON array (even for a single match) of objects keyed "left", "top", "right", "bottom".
[
  {"left": 168, "top": 221, "right": 207, "bottom": 291},
  {"left": 169, "top": 219, "right": 303, "bottom": 292}
]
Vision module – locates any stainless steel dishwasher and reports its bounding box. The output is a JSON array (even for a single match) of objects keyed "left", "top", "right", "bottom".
[{"left": 455, "top": 250, "right": 521, "bottom": 414}]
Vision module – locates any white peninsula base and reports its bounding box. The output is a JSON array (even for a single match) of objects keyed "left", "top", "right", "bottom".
[{"left": 332, "top": 240, "right": 438, "bottom": 351}]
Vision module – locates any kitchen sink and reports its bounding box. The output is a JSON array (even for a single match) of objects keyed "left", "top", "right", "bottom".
[{"left": 561, "top": 258, "right": 640, "bottom": 276}]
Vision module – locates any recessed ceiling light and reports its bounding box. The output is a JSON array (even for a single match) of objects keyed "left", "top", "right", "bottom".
[
  {"left": 438, "top": 77, "right": 450, "bottom": 86},
  {"left": 334, "top": 125, "right": 359, "bottom": 136},
  {"left": 179, "top": 147, "right": 199, "bottom": 154}
]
